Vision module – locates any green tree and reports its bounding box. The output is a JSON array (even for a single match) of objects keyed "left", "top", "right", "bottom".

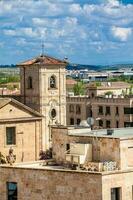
[
  {"left": 73, "top": 81, "right": 85, "bottom": 95},
  {"left": 104, "top": 91, "right": 113, "bottom": 96}
]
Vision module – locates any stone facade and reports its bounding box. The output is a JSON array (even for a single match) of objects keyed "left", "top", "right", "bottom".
[
  {"left": 1, "top": 163, "right": 133, "bottom": 200},
  {"left": 0, "top": 166, "right": 102, "bottom": 200},
  {"left": 91, "top": 97, "right": 133, "bottom": 129},
  {"left": 0, "top": 125, "right": 133, "bottom": 200},
  {"left": 19, "top": 55, "right": 67, "bottom": 150},
  {"left": 0, "top": 98, "right": 42, "bottom": 163},
  {"left": 52, "top": 126, "right": 133, "bottom": 170},
  {"left": 67, "top": 96, "right": 133, "bottom": 129},
  {"left": 66, "top": 96, "right": 91, "bottom": 125}
]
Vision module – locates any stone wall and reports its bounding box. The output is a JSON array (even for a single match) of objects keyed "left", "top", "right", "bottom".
[
  {"left": 52, "top": 127, "right": 120, "bottom": 168},
  {"left": 0, "top": 120, "right": 41, "bottom": 163},
  {"left": 102, "top": 171, "right": 133, "bottom": 200},
  {"left": 0, "top": 166, "right": 102, "bottom": 200}
]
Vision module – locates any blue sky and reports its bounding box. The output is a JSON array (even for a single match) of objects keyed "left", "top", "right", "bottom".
[{"left": 0, "top": 0, "right": 133, "bottom": 65}]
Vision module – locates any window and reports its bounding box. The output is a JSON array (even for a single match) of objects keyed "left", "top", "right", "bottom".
[
  {"left": 98, "top": 106, "right": 103, "bottom": 115},
  {"left": 69, "top": 105, "right": 74, "bottom": 113},
  {"left": 76, "top": 105, "right": 81, "bottom": 114},
  {"left": 124, "top": 122, "right": 133, "bottom": 127},
  {"left": 106, "top": 106, "right": 111, "bottom": 115},
  {"left": 7, "top": 182, "right": 17, "bottom": 200},
  {"left": 116, "top": 121, "right": 119, "bottom": 128},
  {"left": 50, "top": 75, "right": 56, "bottom": 89},
  {"left": 124, "top": 107, "right": 133, "bottom": 114},
  {"left": 27, "top": 76, "right": 33, "bottom": 89},
  {"left": 99, "top": 120, "right": 103, "bottom": 127},
  {"left": 111, "top": 187, "right": 121, "bottom": 200},
  {"left": 77, "top": 118, "right": 81, "bottom": 125},
  {"left": 116, "top": 107, "right": 119, "bottom": 115},
  {"left": 70, "top": 118, "right": 74, "bottom": 125},
  {"left": 106, "top": 120, "right": 111, "bottom": 128},
  {"left": 6, "top": 127, "right": 16, "bottom": 145},
  {"left": 51, "top": 109, "right": 56, "bottom": 119},
  {"left": 91, "top": 93, "right": 94, "bottom": 98},
  {"left": 66, "top": 144, "right": 70, "bottom": 152}
]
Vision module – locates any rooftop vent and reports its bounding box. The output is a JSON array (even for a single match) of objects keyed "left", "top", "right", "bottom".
[{"left": 107, "top": 129, "right": 114, "bottom": 135}]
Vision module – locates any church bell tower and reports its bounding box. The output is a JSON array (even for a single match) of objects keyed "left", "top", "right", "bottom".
[{"left": 18, "top": 54, "right": 67, "bottom": 150}]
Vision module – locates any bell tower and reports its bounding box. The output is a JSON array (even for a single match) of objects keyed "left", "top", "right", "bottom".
[{"left": 18, "top": 54, "right": 67, "bottom": 150}]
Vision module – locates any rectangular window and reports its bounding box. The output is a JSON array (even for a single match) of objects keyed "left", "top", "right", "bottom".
[
  {"left": 98, "top": 106, "right": 103, "bottom": 115},
  {"left": 69, "top": 105, "right": 74, "bottom": 113},
  {"left": 99, "top": 120, "right": 103, "bottom": 127},
  {"left": 106, "top": 106, "right": 111, "bottom": 115},
  {"left": 111, "top": 187, "right": 121, "bottom": 200},
  {"left": 7, "top": 182, "right": 17, "bottom": 200},
  {"left": 116, "top": 121, "right": 119, "bottom": 128},
  {"left": 77, "top": 118, "right": 81, "bottom": 125},
  {"left": 66, "top": 144, "right": 70, "bottom": 152},
  {"left": 124, "top": 107, "right": 133, "bottom": 114},
  {"left": 124, "top": 122, "right": 133, "bottom": 127},
  {"left": 106, "top": 120, "right": 111, "bottom": 128},
  {"left": 70, "top": 118, "right": 74, "bottom": 125},
  {"left": 76, "top": 105, "right": 81, "bottom": 114},
  {"left": 116, "top": 107, "right": 119, "bottom": 115},
  {"left": 6, "top": 127, "right": 16, "bottom": 145}
]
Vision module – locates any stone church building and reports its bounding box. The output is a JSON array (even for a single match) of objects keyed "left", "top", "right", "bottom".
[{"left": 18, "top": 54, "right": 67, "bottom": 150}]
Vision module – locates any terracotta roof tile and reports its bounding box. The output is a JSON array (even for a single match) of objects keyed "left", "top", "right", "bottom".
[{"left": 17, "top": 55, "right": 68, "bottom": 66}]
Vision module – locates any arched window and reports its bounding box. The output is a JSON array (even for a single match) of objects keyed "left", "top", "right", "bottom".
[
  {"left": 27, "top": 76, "right": 33, "bottom": 89},
  {"left": 50, "top": 75, "right": 56, "bottom": 89}
]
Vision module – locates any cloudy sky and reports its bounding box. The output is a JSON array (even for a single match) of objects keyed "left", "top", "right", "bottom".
[{"left": 0, "top": 0, "right": 133, "bottom": 65}]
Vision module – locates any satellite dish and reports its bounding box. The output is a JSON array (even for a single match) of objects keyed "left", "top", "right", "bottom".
[
  {"left": 79, "top": 120, "right": 90, "bottom": 128},
  {"left": 87, "top": 117, "right": 94, "bottom": 126}
]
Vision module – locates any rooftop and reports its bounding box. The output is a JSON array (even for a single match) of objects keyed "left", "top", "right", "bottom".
[
  {"left": 1, "top": 161, "right": 133, "bottom": 175},
  {"left": 53, "top": 126, "right": 133, "bottom": 139},
  {"left": 17, "top": 54, "right": 68, "bottom": 66}
]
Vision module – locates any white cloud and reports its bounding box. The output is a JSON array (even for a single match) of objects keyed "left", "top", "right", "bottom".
[
  {"left": 69, "top": 3, "right": 82, "bottom": 14},
  {"left": 3, "top": 30, "right": 16, "bottom": 36},
  {"left": 111, "top": 26, "right": 132, "bottom": 41},
  {"left": 1, "top": 0, "right": 133, "bottom": 64},
  {"left": 106, "top": 0, "right": 119, "bottom": 7}
]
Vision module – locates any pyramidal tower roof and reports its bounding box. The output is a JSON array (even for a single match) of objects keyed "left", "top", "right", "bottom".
[{"left": 17, "top": 54, "right": 68, "bottom": 66}]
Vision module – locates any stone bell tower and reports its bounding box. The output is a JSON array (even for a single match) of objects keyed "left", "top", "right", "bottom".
[{"left": 18, "top": 54, "right": 67, "bottom": 150}]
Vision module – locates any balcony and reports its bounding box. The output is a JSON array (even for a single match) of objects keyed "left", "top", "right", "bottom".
[{"left": 65, "top": 143, "right": 92, "bottom": 165}]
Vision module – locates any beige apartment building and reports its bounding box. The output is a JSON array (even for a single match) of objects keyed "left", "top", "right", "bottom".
[
  {"left": 0, "top": 126, "right": 133, "bottom": 200},
  {"left": 92, "top": 96, "right": 133, "bottom": 129},
  {"left": 67, "top": 95, "right": 133, "bottom": 129}
]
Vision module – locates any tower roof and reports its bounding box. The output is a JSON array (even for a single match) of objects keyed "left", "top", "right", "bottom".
[{"left": 17, "top": 55, "right": 68, "bottom": 66}]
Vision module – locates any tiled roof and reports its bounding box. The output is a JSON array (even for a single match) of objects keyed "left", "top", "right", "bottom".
[
  {"left": 66, "top": 79, "right": 77, "bottom": 85},
  {"left": 17, "top": 55, "right": 68, "bottom": 66}
]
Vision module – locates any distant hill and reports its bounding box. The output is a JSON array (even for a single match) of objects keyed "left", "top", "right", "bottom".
[
  {"left": 0, "top": 64, "right": 16, "bottom": 68},
  {"left": 0, "top": 63, "right": 133, "bottom": 71},
  {"left": 66, "top": 63, "right": 133, "bottom": 71}
]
